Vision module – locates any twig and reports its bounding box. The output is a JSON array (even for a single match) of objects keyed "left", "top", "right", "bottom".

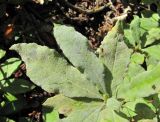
[{"left": 59, "top": 0, "right": 112, "bottom": 15}]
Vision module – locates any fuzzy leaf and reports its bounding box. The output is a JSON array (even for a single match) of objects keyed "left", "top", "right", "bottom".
[
  {"left": 42, "top": 107, "right": 59, "bottom": 122},
  {"left": 43, "top": 94, "right": 103, "bottom": 116},
  {"left": 131, "top": 53, "right": 145, "bottom": 65},
  {"left": 0, "top": 58, "right": 21, "bottom": 81},
  {"left": 54, "top": 24, "right": 106, "bottom": 94},
  {"left": 122, "top": 98, "right": 156, "bottom": 121},
  {"left": 97, "top": 21, "right": 132, "bottom": 96},
  {"left": 143, "top": 45, "right": 160, "bottom": 60},
  {"left": 130, "top": 16, "right": 141, "bottom": 45},
  {"left": 126, "top": 62, "right": 145, "bottom": 79},
  {"left": 10, "top": 43, "right": 101, "bottom": 99},
  {"left": 138, "top": 119, "right": 157, "bottom": 122},
  {"left": 43, "top": 95, "right": 128, "bottom": 122},
  {"left": 140, "top": 13, "right": 160, "bottom": 31},
  {"left": 62, "top": 107, "right": 129, "bottom": 122},
  {"left": 145, "top": 56, "right": 159, "bottom": 70},
  {"left": 124, "top": 29, "right": 135, "bottom": 46},
  {"left": 118, "top": 63, "right": 160, "bottom": 100},
  {"left": 145, "top": 28, "right": 160, "bottom": 47}
]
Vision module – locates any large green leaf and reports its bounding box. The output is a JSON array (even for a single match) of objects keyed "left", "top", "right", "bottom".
[
  {"left": 10, "top": 43, "right": 101, "bottom": 99},
  {"left": 97, "top": 21, "right": 132, "bottom": 96},
  {"left": 54, "top": 24, "right": 106, "bottom": 94},
  {"left": 118, "top": 63, "right": 160, "bottom": 100},
  {"left": 61, "top": 107, "right": 129, "bottom": 122},
  {"left": 43, "top": 95, "right": 129, "bottom": 122},
  {"left": 43, "top": 94, "right": 103, "bottom": 117},
  {"left": 0, "top": 58, "right": 21, "bottom": 81}
]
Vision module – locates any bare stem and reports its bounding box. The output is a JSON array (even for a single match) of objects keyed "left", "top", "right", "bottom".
[{"left": 60, "top": 0, "right": 113, "bottom": 14}]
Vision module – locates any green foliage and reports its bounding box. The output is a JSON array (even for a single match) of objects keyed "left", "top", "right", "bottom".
[
  {"left": 0, "top": 48, "right": 35, "bottom": 120},
  {"left": 0, "top": 0, "right": 159, "bottom": 121},
  {"left": 10, "top": 16, "right": 160, "bottom": 121},
  {"left": 0, "top": 49, "right": 5, "bottom": 59},
  {"left": 0, "top": 58, "right": 21, "bottom": 81}
]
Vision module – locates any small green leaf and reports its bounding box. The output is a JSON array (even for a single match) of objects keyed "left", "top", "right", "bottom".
[
  {"left": 42, "top": 107, "right": 59, "bottom": 122},
  {"left": 143, "top": 45, "right": 160, "bottom": 60},
  {"left": 145, "top": 28, "right": 160, "bottom": 47},
  {"left": 124, "top": 29, "right": 135, "bottom": 46},
  {"left": 130, "top": 16, "right": 141, "bottom": 46},
  {"left": 0, "top": 58, "right": 21, "bottom": 81},
  {"left": 145, "top": 56, "right": 159, "bottom": 70},
  {"left": 131, "top": 53, "right": 145, "bottom": 64},
  {"left": 122, "top": 98, "right": 156, "bottom": 119},
  {"left": 3, "top": 92, "right": 17, "bottom": 102},
  {"left": 118, "top": 63, "right": 160, "bottom": 100},
  {"left": 127, "top": 62, "right": 145, "bottom": 78},
  {"left": 140, "top": 13, "right": 160, "bottom": 30},
  {"left": 106, "top": 98, "right": 122, "bottom": 110},
  {"left": 0, "top": 49, "right": 6, "bottom": 59}
]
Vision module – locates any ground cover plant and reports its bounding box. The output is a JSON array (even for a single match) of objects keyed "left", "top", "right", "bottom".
[{"left": 0, "top": 0, "right": 160, "bottom": 122}]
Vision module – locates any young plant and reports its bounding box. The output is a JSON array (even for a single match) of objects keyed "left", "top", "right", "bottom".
[{"left": 10, "top": 17, "right": 160, "bottom": 122}]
